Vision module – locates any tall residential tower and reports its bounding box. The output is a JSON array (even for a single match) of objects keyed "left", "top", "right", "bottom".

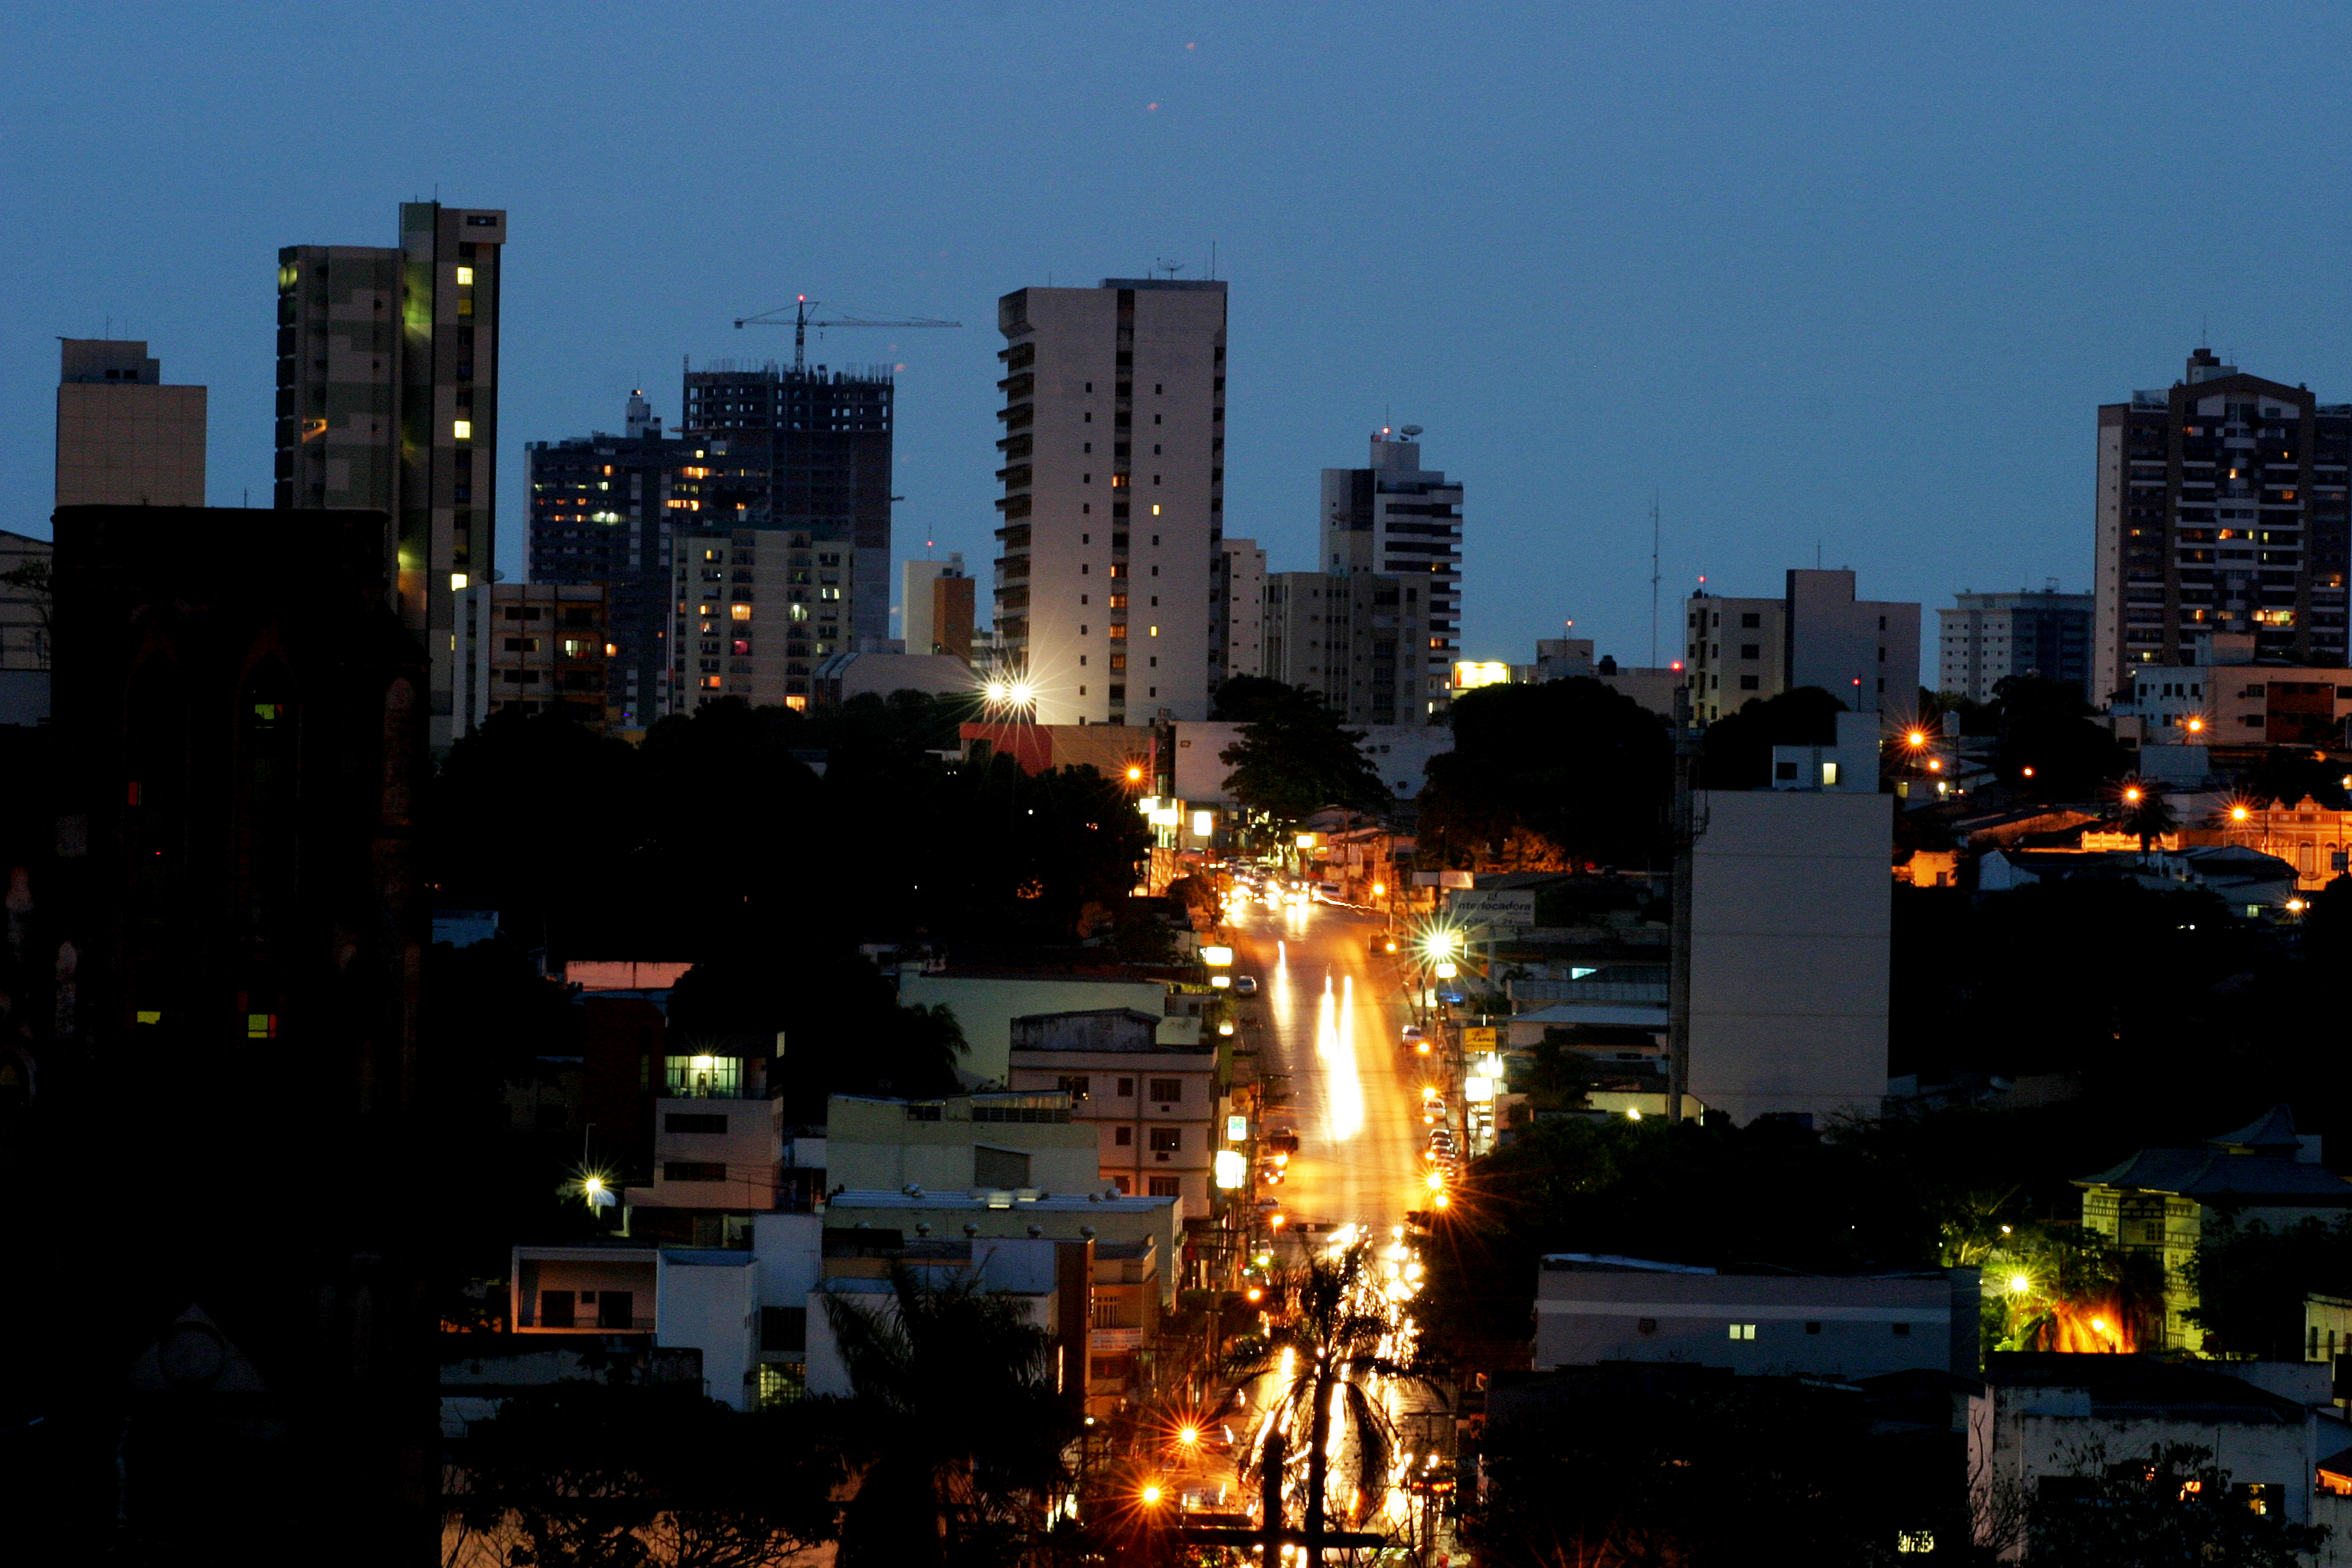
[
  {"left": 993, "top": 279, "right": 1227, "bottom": 725},
  {"left": 2094, "top": 348, "right": 2351, "bottom": 701},
  {"left": 1321, "top": 431, "right": 1462, "bottom": 718},
  {"left": 277, "top": 201, "right": 507, "bottom": 749}
]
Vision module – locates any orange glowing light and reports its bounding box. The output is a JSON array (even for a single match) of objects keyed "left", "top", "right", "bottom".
[
  {"left": 1906, "top": 730, "right": 1927, "bottom": 748},
  {"left": 2232, "top": 804, "right": 2251, "bottom": 822}
]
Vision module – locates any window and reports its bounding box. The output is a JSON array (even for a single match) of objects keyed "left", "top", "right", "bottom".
[
  {"left": 596, "top": 1291, "right": 634, "bottom": 1329},
  {"left": 1890, "top": 1321, "right": 1910, "bottom": 1336},
  {"left": 665, "top": 1112, "right": 727, "bottom": 1134},
  {"left": 1057, "top": 1074, "right": 1091, "bottom": 1099},
  {"left": 1114, "top": 1125, "right": 1132, "bottom": 1146},
  {"left": 1116, "top": 1077, "right": 1135, "bottom": 1096},
  {"left": 1728, "top": 1323, "right": 1756, "bottom": 1341},
  {"left": 453, "top": 420, "right": 472, "bottom": 439},
  {"left": 1148, "top": 1077, "right": 1184, "bottom": 1102},
  {"left": 1148, "top": 1176, "right": 1181, "bottom": 1197},
  {"left": 1740, "top": 675, "right": 1760, "bottom": 691},
  {"left": 1148, "top": 1127, "right": 1182, "bottom": 1152},
  {"left": 664, "top": 1161, "right": 727, "bottom": 1182},
  {"left": 1740, "top": 644, "right": 1759, "bottom": 659},
  {"left": 539, "top": 1290, "right": 576, "bottom": 1328},
  {"left": 1805, "top": 1321, "right": 1822, "bottom": 1334},
  {"left": 664, "top": 1056, "right": 741, "bottom": 1097},
  {"left": 1637, "top": 1317, "right": 1658, "bottom": 1334},
  {"left": 1109, "top": 1174, "right": 1132, "bottom": 1194},
  {"left": 1740, "top": 612, "right": 1760, "bottom": 628}
]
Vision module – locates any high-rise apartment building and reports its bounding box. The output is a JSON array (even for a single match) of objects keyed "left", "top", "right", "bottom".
[
  {"left": 1321, "top": 432, "right": 1462, "bottom": 717},
  {"left": 526, "top": 393, "right": 708, "bottom": 737},
  {"left": 55, "top": 339, "right": 206, "bottom": 508},
  {"left": 1685, "top": 569, "right": 1919, "bottom": 722},
  {"left": 1937, "top": 587, "right": 2093, "bottom": 702},
  {"left": 903, "top": 554, "right": 975, "bottom": 659},
  {"left": 1217, "top": 537, "right": 1266, "bottom": 681},
  {"left": 459, "top": 583, "right": 609, "bottom": 733},
  {"left": 2095, "top": 348, "right": 2352, "bottom": 702},
  {"left": 681, "top": 361, "right": 893, "bottom": 643},
  {"left": 277, "top": 201, "right": 507, "bottom": 750},
  {"left": 1263, "top": 570, "right": 1429, "bottom": 726},
  {"left": 668, "top": 527, "right": 853, "bottom": 711},
  {"left": 993, "top": 279, "right": 1226, "bottom": 726}
]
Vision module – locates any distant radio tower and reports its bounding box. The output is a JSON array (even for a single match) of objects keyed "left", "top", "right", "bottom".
[{"left": 1649, "top": 494, "right": 1662, "bottom": 668}]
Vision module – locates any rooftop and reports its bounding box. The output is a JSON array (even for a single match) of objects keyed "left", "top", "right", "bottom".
[{"left": 1984, "top": 1353, "right": 2311, "bottom": 1423}]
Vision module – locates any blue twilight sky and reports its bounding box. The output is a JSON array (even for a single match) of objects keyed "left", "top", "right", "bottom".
[{"left": 8, "top": 3, "right": 2352, "bottom": 675}]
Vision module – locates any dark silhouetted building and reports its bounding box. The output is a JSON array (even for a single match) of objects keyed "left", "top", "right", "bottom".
[
  {"left": 681, "top": 360, "right": 893, "bottom": 645},
  {"left": 11, "top": 504, "right": 431, "bottom": 1560}
]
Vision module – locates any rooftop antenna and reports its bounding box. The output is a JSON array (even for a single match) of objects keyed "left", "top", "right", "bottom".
[
  {"left": 1209, "top": 240, "right": 1217, "bottom": 279},
  {"left": 1155, "top": 258, "right": 1186, "bottom": 279},
  {"left": 1649, "top": 493, "right": 1661, "bottom": 668}
]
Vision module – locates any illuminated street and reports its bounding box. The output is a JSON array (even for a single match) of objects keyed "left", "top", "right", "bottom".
[{"left": 1229, "top": 898, "right": 1431, "bottom": 1243}]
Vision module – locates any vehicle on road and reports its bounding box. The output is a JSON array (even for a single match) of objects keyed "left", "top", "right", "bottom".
[
  {"left": 1233, "top": 975, "right": 1259, "bottom": 997},
  {"left": 1264, "top": 1128, "right": 1301, "bottom": 1155},
  {"left": 1257, "top": 1160, "right": 1285, "bottom": 1186},
  {"left": 1315, "top": 880, "right": 1343, "bottom": 901},
  {"left": 1401, "top": 1024, "right": 1426, "bottom": 1046}
]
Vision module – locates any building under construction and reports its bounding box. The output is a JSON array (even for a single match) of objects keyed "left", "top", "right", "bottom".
[{"left": 681, "top": 360, "right": 893, "bottom": 644}]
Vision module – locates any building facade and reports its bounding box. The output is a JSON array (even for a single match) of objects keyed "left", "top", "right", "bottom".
[
  {"left": 681, "top": 361, "right": 893, "bottom": 643},
  {"left": 525, "top": 394, "right": 709, "bottom": 737},
  {"left": 1685, "top": 569, "right": 1919, "bottom": 722},
  {"left": 1321, "top": 431, "right": 1462, "bottom": 717},
  {"left": 903, "top": 554, "right": 975, "bottom": 658},
  {"left": 2095, "top": 348, "right": 2352, "bottom": 703},
  {"left": 1263, "top": 570, "right": 1430, "bottom": 726},
  {"left": 1938, "top": 588, "right": 2094, "bottom": 702},
  {"left": 993, "top": 279, "right": 1227, "bottom": 726},
  {"left": 276, "top": 201, "right": 507, "bottom": 750},
  {"left": 1004, "top": 1008, "right": 1223, "bottom": 1218},
  {"left": 668, "top": 527, "right": 852, "bottom": 712},
  {"left": 1217, "top": 536, "right": 1266, "bottom": 683},
  {"left": 55, "top": 339, "right": 206, "bottom": 509},
  {"left": 459, "top": 582, "right": 608, "bottom": 733}
]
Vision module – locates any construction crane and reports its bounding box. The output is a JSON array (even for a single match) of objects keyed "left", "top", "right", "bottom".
[{"left": 732, "top": 296, "right": 962, "bottom": 369}]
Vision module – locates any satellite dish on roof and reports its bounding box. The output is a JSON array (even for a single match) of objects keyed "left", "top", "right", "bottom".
[{"left": 1400, "top": 425, "right": 1424, "bottom": 438}]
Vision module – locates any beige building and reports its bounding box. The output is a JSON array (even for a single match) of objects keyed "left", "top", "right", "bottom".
[
  {"left": 1687, "top": 789, "right": 1890, "bottom": 1126},
  {"left": 897, "top": 971, "right": 1178, "bottom": 1087},
  {"left": 824, "top": 1091, "right": 1101, "bottom": 1195},
  {"left": 1686, "top": 569, "right": 1920, "bottom": 722},
  {"left": 992, "top": 279, "right": 1227, "bottom": 725},
  {"left": 1004, "top": 1008, "right": 1223, "bottom": 1217},
  {"left": 1321, "top": 433, "right": 1463, "bottom": 717},
  {"left": 55, "top": 340, "right": 205, "bottom": 509},
  {"left": 1218, "top": 537, "right": 1267, "bottom": 681},
  {"left": 669, "top": 526, "right": 851, "bottom": 712},
  {"left": 459, "top": 582, "right": 607, "bottom": 733}
]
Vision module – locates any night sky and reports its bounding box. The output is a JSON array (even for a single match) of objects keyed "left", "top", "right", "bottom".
[{"left": 9, "top": 4, "right": 2352, "bottom": 672}]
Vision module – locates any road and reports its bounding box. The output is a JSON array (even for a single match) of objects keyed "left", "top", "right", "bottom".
[{"left": 1227, "top": 897, "right": 1431, "bottom": 1240}]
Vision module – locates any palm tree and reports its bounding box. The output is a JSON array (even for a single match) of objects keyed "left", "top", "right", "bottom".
[
  {"left": 819, "top": 1261, "right": 1079, "bottom": 1566},
  {"left": 2113, "top": 776, "right": 2179, "bottom": 858},
  {"left": 1216, "top": 1239, "right": 1436, "bottom": 1566}
]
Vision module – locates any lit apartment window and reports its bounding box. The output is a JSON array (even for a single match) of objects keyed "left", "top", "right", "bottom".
[
  {"left": 1728, "top": 1323, "right": 1756, "bottom": 1341},
  {"left": 453, "top": 420, "right": 472, "bottom": 439}
]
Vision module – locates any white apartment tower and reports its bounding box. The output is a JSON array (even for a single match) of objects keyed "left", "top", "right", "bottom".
[
  {"left": 993, "top": 279, "right": 1227, "bottom": 725},
  {"left": 1321, "top": 431, "right": 1462, "bottom": 717},
  {"left": 1217, "top": 537, "right": 1266, "bottom": 681}
]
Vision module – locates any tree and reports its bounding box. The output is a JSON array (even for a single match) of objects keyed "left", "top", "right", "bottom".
[
  {"left": 2026, "top": 1442, "right": 2328, "bottom": 1566},
  {"left": 2243, "top": 746, "right": 2351, "bottom": 811},
  {"left": 446, "top": 1378, "right": 842, "bottom": 1568},
  {"left": 1217, "top": 1239, "right": 1431, "bottom": 1563},
  {"left": 1217, "top": 682, "right": 1387, "bottom": 832},
  {"left": 1990, "top": 674, "right": 2132, "bottom": 800},
  {"left": 1694, "top": 685, "right": 1847, "bottom": 790},
  {"left": 2112, "top": 776, "right": 2179, "bottom": 855},
  {"left": 1416, "top": 679, "right": 1670, "bottom": 869},
  {"left": 818, "top": 1262, "right": 1078, "bottom": 1566}
]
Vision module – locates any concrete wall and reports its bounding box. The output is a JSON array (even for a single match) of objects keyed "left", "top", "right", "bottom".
[
  {"left": 656, "top": 1253, "right": 760, "bottom": 1410},
  {"left": 1534, "top": 1264, "right": 1974, "bottom": 1378},
  {"left": 1687, "top": 789, "right": 1890, "bottom": 1125},
  {"left": 824, "top": 1094, "right": 1102, "bottom": 1194},
  {"left": 899, "top": 973, "right": 1170, "bottom": 1086}
]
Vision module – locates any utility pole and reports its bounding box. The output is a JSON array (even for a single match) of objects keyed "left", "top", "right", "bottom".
[{"left": 1665, "top": 684, "right": 1700, "bottom": 1124}]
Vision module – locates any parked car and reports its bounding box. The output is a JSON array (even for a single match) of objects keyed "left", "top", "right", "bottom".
[
  {"left": 1401, "top": 1024, "right": 1427, "bottom": 1046},
  {"left": 1264, "top": 1128, "right": 1301, "bottom": 1155},
  {"left": 1233, "top": 975, "right": 1259, "bottom": 997}
]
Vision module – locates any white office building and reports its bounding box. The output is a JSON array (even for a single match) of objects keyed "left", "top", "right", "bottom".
[{"left": 1321, "top": 430, "right": 1463, "bottom": 717}]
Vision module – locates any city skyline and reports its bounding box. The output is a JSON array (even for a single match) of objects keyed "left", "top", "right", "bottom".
[{"left": 12, "top": 8, "right": 2352, "bottom": 678}]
